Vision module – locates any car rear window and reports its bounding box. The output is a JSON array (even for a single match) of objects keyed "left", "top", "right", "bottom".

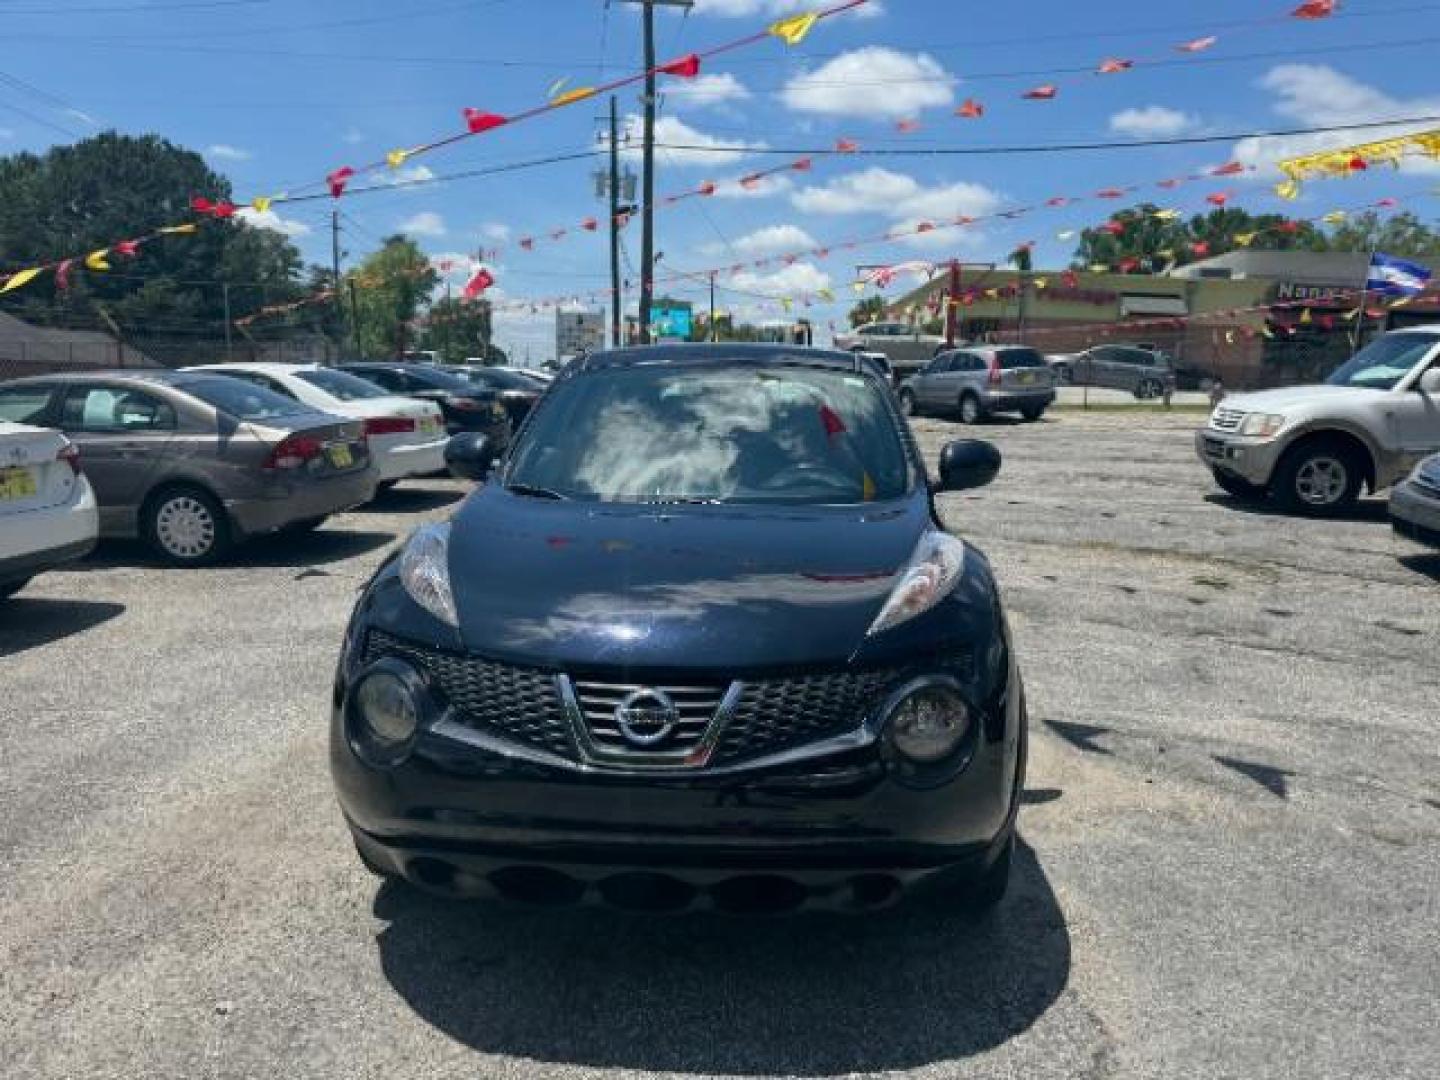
[
  {"left": 181, "top": 377, "right": 311, "bottom": 420},
  {"left": 996, "top": 350, "right": 1047, "bottom": 369},
  {"left": 295, "top": 368, "right": 390, "bottom": 401}
]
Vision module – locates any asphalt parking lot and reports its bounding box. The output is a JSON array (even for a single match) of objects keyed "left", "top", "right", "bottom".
[{"left": 2, "top": 410, "right": 1437, "bottom": 1079}]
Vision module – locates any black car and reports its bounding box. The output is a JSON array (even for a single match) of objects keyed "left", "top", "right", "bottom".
[
  {"left": 330, "top": 344, "right": 1027, "bottom": 914},
  {"left": 338, "top": 363, "right": 512, "bottom": 447},
  {"left": 440, "top": 365, "right": 545, "bottom": 425}
]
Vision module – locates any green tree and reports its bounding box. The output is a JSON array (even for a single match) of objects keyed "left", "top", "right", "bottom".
[
  {"left": 348, "top": 235, "right": 439, "bottom": 358},
  {"left": 848, "top": 295, "right": 886, "bottom": 327},
  {"left": 0, "top": 131, "right": 309, "bottom": 341},
  {"left": 419, "top": 297, "right": 497, "bottom": 363},
  {"left": 1325, "top": 211, "right": 1440, "bottom": 259},
  {"left": 1073, "top": 205, "right": 1326, "bottom": 272}
]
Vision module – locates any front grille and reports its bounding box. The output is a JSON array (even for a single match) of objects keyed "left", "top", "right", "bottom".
[
  {"left": 364, "top": 631, "right": 573, "bottom": 758},
  {"left": 570, "top": 679, "right": 728, "bottom": 757},
  {"left": 712, "top": 668, "right": 901, "bottom": 765},
  {"left": 1211, "top": 407, "right": 1244, "bottom": 432}
]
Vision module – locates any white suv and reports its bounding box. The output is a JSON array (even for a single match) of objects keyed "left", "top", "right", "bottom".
[
  {"left": 0, "top": 419, "right": 99, "bottom": 599},
  {"left": 1197, "top": 327, "right": 1440, "bottom": 513}
]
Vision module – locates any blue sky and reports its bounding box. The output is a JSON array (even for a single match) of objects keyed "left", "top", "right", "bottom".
[{"left": 3, "top": 0, "right": 1438, "bottom": 359}]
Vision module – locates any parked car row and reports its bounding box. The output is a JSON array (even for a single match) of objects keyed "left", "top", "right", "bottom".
[
  {"left": 0, "top": 361, "right": 531, "bottom": 588},
  {"left": 899, "top": 346, "right": 1057, "bottom": 424},
  {"left": 1047, "top": 344, "right": 1178, "bottom": 400}
]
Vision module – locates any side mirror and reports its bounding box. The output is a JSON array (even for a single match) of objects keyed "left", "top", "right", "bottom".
[
  {"left": 445, "top": 433, "right": 497, "bottom": 481},
  {"left": 936, "top": 440, "right": 1002, "bottom": 492},
  {"left": 1419, "top": 368, "right": 1440, "bottom": 395}
]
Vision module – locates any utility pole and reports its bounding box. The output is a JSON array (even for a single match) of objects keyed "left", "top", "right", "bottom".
[
  {"left": 944, "top": 260, "right": 961, "bottom": 347},
  {"left": 709, "top": 270, "right": 718, "bottom": 342},
  {"left": 222, "top": 282, "right": 233, "bottom": 361},
  {"left": 622, "top": 0, "right": 692, "bottom": 346},
  {"left": 609, "top": 95, "right": 623, "bottom": 348}
]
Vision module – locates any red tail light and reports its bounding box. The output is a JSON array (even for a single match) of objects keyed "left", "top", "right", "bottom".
[
  {"left": 56, "top": 442, "right": 82, "bottom": 476},
  {"left": 364, "top": 416, "right": 417, "bottom": 436},
  {"left": 988, "top": 360, "right": 1002, "bottom": 387},
  {"left": 263, "top": 433, "right": 324, "bottom": 471}
]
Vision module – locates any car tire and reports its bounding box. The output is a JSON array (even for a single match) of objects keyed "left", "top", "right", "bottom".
[
  {"left": 142, "top": 485, "right": 232, "bottom": 566},
  {"left": 1135, "top": 378, "right": 1161, "bottom": 400},
  {"left": 1211, "top": 469, "right": 1266, "bottom": 501},
  {"left": 898, "top": 389, "right": 919, "bottom": 418},
  {"left": 959, "top": 392, "right": 985, "bottom": 425},
  {"left": 1020, "top": 405, "right": 1046, "bottom": 423},
  {"left": 0, "top": 577, "right": 31, "bottom": 601},
  {"left": 1272, "top": 438, "right": 1364, "bottom": 515}
]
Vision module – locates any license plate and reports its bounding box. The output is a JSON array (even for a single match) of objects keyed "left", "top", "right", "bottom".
[
  {"left": 326, "top": 444, "right": 354, "bottom": 469},
  {"left": 0, "top": 466, "right": 37, "bottom": 500},
  {"left": 1019, "top": 372, "right": 1036, "bottom": 385}
]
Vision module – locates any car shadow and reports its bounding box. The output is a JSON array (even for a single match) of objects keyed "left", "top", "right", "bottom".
[
  {"left": 372, "top": 839, "right": 1069, "bottom": 1076},
  {"left": 0, "top": 598, "right": 126, "bottom": 658},
  {"left": 1398, "top": 552, "right": 1440, "bottom": 583},
  {"left": 1201, "top": 492, "right": 1392, "bottom": 523},
  {"left": 357, "top": 485, "right": 466, "bottom": 514}
]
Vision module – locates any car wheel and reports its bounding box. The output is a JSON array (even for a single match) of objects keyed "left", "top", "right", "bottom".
[
  {"left": 1211, "top": 469, "right": 1266, "bottom": 501},
  {"left": 1273, "top": 439, "right": 1363, "bottom": 515},
  {"left": 143, "top": 486, "right": 231, "bottom": 566},
  {"left": 959, "top": 392, "right": 984, "bottom": 425},
  {"left": 898, "top": 389, "right": 919, "bottom": 417},
  {"left": 1134, "top": 379, "right": 1160, "bottom": 400},
  {"left": 1020, "top": 405, "right": 1046, "bottom": 423},
  {"left": 0, "top": 577, "right": 31, "bottom": 601}
]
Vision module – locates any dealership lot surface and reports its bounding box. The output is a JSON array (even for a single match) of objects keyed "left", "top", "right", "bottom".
[{"left": 2, "top": 411, "right": 1436, "bottom": 1080}]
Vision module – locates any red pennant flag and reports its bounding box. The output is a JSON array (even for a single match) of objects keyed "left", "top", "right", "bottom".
[
  {"left": 740, "top": 173, "right": 763, "bottom": 190},
  {"left": 791, "top": 157, "right": 813, "bottom": 172},
  {"left": 519, "top": 237, "right": 534, "bottom": 250},
  {"left": 916, "top": 221, "right": 936, "bottom": 233},
  {"left": 1157, "top": 178, "right": 1182, "bottom": 189},
  {"left": 1191, "top": 241, "right": 1211, "bottom": 256},
  {"left": 955, "top": 215, "right": 975, "bottom": 226},
  {"left": 327, "top": 167, "right": 355, "bottom": 198},
  {"left": 1047, "top": 196, "right": 1070, "bottom": 207},
  {"left": 212, "top": 201, "right": 237, "bottom": 218},
  {"left": 1278, "top": 220, "right": 1302, "bottom": 234},
  {"left": 835, "top": 138, "right": 859, "bottom": 153},
  {"left": 697, "top": 181, "right": 717, "bottom": 196},
  {"left": 819, "top": 405, "right": 847, "bottom": 437},
  {"left": 1023, "top": 85, "right": 1058, "bottom": 100},
  {"left": 462, "top": 268, "right": 494, "bottom": 299},
  {"left": 895, "top": 119, "right": 921, "bottom": 133},
  {"left": 1206, "top": 192, "right": 1231, "bottom": 207},
  {"left": 1348, "top": 155, "right": 1368, "bottom": 171},
  {"left": 1375, "top": 197, "right": 1399, "bottom": 209},
  {"left": 1097, "top": 58, "right": 1134, "bottom": 74},
  {"left": 659, "top": 53, "right": 701, "bottom": 78},
  {"left": 1062, "top": 270, "right": 1079, "bottom": 289},
  {"left": 1118, "top": 257, "right": 1139, "bottom": 273},
  {"left": 116, "top": 239, "right": 141, "bottom": 257},
  {"left": 1291, "top": 0, "right": 1334, "bottom": 17},
  {"left": 814, "top": 247, "right": 830, "bottom": 258},
  {"left": 549, "top": 229, "right": 566, "bottom": 240},
  {"left": 581, "top": 217, "right": 598, "bottom": 232},
  {"left": 1177, "top": 36, "right": 1217, "bottom": 52},
  {"left": 956, "top": 98, "right": 984, "bottom": 118},
  {"left": 1096, "top": 188, "right": 1125, "bottom": 199},
  {"left": 1101, "top": 220, "right": 1126, "bottom": 235},
  {"left": 463, "top": 108, "right": 508, "bottom": 134},
  {"left": 190, "top": 195, "right": 214, "bottom": 214},
  {"left": 1212, "top": 161, "right": 1246, "bottom": 176},
  {"left": 55, "top": 259, "right": 74, "bottom": 292}
]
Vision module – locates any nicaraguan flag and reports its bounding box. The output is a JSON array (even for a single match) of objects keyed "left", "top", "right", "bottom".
[{"left": 1366, "top": 253, "right": 1432, "bottom": 297}]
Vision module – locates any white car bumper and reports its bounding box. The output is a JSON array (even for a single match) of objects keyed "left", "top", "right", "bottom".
[
  {"left": 375, "top": 436, "right": 449, "bottom": 482},
  {"left": 0, "top": 475, "right": 99, "bottom": 584}
]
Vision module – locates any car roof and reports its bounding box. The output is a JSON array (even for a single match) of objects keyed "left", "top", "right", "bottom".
[
  {"left": 3, "top": 369, "right": 220, "bottom": 389},
  {"left": 194, "top": 362, "right": 320, "bottom": 375},
  {"left": 569, "top": 343, "right": 873, "bottom": 374}
]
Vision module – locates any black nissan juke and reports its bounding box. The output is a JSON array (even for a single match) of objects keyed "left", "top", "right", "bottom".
[{"left": 330, "top": 344, "right": 1027, "bottom": 914}]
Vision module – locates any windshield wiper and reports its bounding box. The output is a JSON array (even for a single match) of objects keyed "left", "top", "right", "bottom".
[{"left": 506, "top": 483, "right": 568, "bottom": 500}]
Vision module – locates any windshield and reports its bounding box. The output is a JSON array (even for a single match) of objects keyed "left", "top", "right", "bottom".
[
  {"left": 295, "top": 368, "right": 389, "bottom": 401},
  {"left": 1326, "top": 333, "right": 1440, "bottom": 390},
  {"left": 506, "top": 364, "right": 912, "bottom": 505},
  {"left": 182, "top": 377, "right": 311, "bottom": 420}
]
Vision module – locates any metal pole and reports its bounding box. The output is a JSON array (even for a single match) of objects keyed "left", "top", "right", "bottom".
[
  {"left": 710, "top": 271, "right": 717, "bottom": 342},
  {"left": 945, "top": 260, "right": 960, "bottom": 347},
  {"left": 638, "top": 1, "right": 657, "bottom": 346},
  {"left": 1351, "top": 254, "right": 1372, "bottom": 355},
  {"left": 609, "top": 95, "right": 623, "bottom": 348},
  {"left": 222, "top": 283, "right": 233, "bottom": 361}
]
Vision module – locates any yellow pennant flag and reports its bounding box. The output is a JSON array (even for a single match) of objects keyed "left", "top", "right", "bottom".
[
  {"left": 769, "top": 12, "right": 820, "bottom": 46},
  {"left": 550, "top": 86, "right": 597, "bottom": 108},
  {"left": 1342, "top": 307, "right": 1360, "bottom": 321},
  {"left": 1090, "top": 263, "right": 1108, "bottom": 273},
  {"left": 780, "top": 297, "right": 793, "bottom": 312},
  {"left": 851, "top": 281, "right": 866, "bottom": 294},
  {"left": 85, "top": 249, "right": 111, "bottom": 272},
  {"left": 252, "top": 196, "right": 273, "bottom": 213},
  {"left": 1274, "top": 179, "right": 1300, "bottom": 200},
  {"left": 1299, "top": 308, "right": 1312, "bottom": 325},
  {"left": 1233, "top": 231, "right": 1257, "bottom": 247},
  {"left": 1152, "top": 208, "right": 1182, "bottom": 221},
  {"left": 983, "top": 288, "right": 999, "bottom": 299},
  {"left": 0, "top": 267, "right": 43, "bottom": 295},
  {"left": 1033, "top": 277, "right": 1048, "bottom": 290},
  {"left": 1391, "top": 295, "right": 1414, "bottom": 308},
  {"left": 386, "top": 148, "right": 411, "bottom": 169},
  {"left": 1322, "top": 210, "right": 1346, "bottom": 225},
  {"left": 160, "top": 223, "right": 198, "bottom": 235},
  {"left": 818, "top": 288, "right": 835, "bottom": 302}
]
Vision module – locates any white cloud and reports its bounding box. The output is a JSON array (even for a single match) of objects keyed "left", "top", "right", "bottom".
[
  {"left": 206, "top": 143, "right": 251, "bottom": 162},
  {"left": 481, "top": 222, "right": 511, "bottom": 242},
  {"left": 341, "top": 127, "right": 365, "bottom": 145},
  {"left": 704, "top": 224, "right": 818, "bottom": 258},
  {"left": 729, "top": 260, "right": 832, "bottom": 299},
  {"left": 236, "top": 207, "right": 311, "bottom": 238},
  {"left": 782, "top": 48, "right": 954, "bottom": 119},
  {"left": 666, "top": 73, "right": 752, "bottom": 111},
  {"left": 382, "top": 164, "right": 437, "bottom": 190},
  {"left": 623, "top": 114, "right": 766, "bottom": 166},
  {"left": 1233, "top": 64, "right": 1440, "bottom": 176},
  {"left": 1109, "top": 106, "right": 1196, "bottom": 139},
  {"left": 400, "top": 211, "right": 446, "bottom": 237},
  {"left": 791, "top": 168, "right": 1003, "bottom": 225}
]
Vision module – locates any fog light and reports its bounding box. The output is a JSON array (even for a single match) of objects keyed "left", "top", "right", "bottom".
[
  {"left": 887, "top": 684, "right": 971, "bottom": 764},
  {"left": 348, "top": 660, "right": 427, "bottom": 766}
]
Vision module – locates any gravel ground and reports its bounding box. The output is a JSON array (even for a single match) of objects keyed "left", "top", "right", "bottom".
[{"left": 1, "top": 411, "right": 1437, "bottom": 1080}]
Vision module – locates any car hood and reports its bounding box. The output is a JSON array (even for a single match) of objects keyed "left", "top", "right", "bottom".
[
  {"left": 445, "top": 486, "right": 931, "bottom": 674},
  {"left": 1219, "top": 385, "right": 1383, "bottom": 414}
]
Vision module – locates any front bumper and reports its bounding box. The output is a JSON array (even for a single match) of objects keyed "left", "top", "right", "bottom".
[
  {"left": 330, "top": 631, "right": 1024, "bottom": 911},
  {"left": 1195, "top": 429, "right": 1284, "bottom": 486},
  {"left": 227, "top": 466, "right": 378, "bottom": 537},
  {"left": 1391, "top": 478, "right": 1440, "bottom": 549}
]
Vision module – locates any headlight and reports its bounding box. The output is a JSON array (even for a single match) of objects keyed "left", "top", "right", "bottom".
[
  {"left": 399, "top": 523, "right": 458, "bottom": 627},
  {"left": 887, "top": 683, "right": 973, "bottom": 763},
  {"left": 867, "top": 530, "right": 966, "bottom": 637},
  {"left": 348, "top": 661, "right": 426, "bottom": 767},
  {"left": 1239, "top": 413, "right": 1286, "bottom": 438}
]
